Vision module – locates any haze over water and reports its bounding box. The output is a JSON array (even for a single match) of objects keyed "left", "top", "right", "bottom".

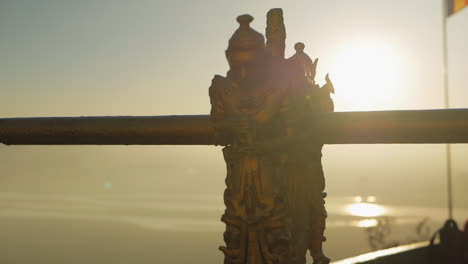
[{"left": 2, "top": 191, "right": 467, "bottom": 263}]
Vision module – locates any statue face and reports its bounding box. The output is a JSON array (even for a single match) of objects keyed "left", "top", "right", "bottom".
[{"left": 225, "top": 49, "right": 263, "bottom": 82}]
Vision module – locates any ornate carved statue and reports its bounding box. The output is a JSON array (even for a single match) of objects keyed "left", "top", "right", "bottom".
[{"left": 209, "top": 9, "right": 334, "bottom": 264}]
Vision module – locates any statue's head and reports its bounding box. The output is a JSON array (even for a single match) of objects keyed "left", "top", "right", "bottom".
[
  {"left": 226, "top": 15, "right": 265, "bottom": 81},
  {"left": 294, "top": 42, "right": 305, "bottom": 54}
]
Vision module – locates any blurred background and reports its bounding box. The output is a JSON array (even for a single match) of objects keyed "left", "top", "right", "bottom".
[{"left": 1, "top": 0, "right": 467, "bottom": 263}]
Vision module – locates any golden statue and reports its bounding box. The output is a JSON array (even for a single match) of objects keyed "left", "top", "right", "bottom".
[{"left": 209, "top": 9, "right": 334, "bottom": 264}]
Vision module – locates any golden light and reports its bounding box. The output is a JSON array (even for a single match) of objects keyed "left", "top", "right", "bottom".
[
  {"left": 356, "top": 219, "right": 378, "bottom": 228},
  {"left": 345, "top": 203, "right": 386, "bottom": 217},
  {"left": 353, "top": 196, "right": 363, "bottom": 203},
  {"left": 329, "top": 38, "right": 409, "bottom": 111},
  {"left": 366, "top": 196, "right": 377, "bottom": 203}
]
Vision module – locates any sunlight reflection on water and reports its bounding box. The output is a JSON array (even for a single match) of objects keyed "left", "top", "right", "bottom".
[
  {"left": 355, "top": 219, "right": 379, "bottom": 228},
  {"left": 2, "top": 193, "right": 467, "bottom": 232},
  {"left": 344, "top": 196, "right": 387, "bottom": 228},
  {"left": 345, "top": 203, "right": 386, "bottom": 218}
]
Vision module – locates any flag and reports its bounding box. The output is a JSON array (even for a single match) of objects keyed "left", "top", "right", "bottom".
[{"left": 447, "top": 0, "right": 468, "bottom": 16}]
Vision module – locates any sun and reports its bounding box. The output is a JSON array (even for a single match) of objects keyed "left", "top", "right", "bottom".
[{"left": 328, "top": 38, "right": 409, "bottom": 111}]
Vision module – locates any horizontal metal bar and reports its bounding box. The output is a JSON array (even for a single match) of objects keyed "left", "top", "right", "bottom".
[
  {"left": 0, "top": 115, "right": 215, "bottom": 145},
  {"left": 1, "top": 109, "right": 468, "bottom": 145},
  {"left": 313, "top": 108, "right": 468, "bottom": 144}
]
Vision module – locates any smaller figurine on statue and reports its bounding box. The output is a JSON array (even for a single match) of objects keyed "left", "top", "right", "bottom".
[{"left": 288, "top": 42, "right": 318, "bottom": 81}]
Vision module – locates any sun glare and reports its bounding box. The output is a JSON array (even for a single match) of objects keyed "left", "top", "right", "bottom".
[
  {"left": 345, "top": 203, "right": 386, "bottom": 217},
  {"left": 356, "top": 219, "right": 379, "bottom": 228},
  {"left": 329, "top": 38, "right": 409, "bottom": 111}
]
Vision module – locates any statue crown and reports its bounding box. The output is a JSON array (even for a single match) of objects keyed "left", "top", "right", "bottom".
[{"left": 227, "top": 14, "right": 265, "bottom": 53}]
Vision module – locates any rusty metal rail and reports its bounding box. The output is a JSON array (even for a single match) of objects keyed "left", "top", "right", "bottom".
[
  {"left": 1, "top": 109, "right": 468, "bottom": 145},
  {"left": 0, "top": 115, "right": 214, "bottom": 145}
]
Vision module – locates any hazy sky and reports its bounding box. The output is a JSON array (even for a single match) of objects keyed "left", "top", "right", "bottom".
[{"left": 1, "top": 0, "right": 467, "bottom": 210}]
